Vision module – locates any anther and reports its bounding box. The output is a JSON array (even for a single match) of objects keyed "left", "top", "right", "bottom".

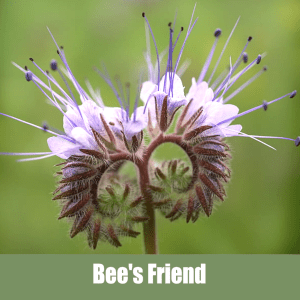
[
  {"left": 262, "top": 100, "right": 268, "bottom": 111},
  {"left": 57, "top": 50, "right": 60, "bottom": 55},
  {"left": 29, "top": 58, "right": 34, "bottom": 62},
  {"left": 290, "top": 90, "right": 297, "bottom": 98},
  {"left": 60, "top": 46, "right": 64, "bottom": 49},
  {"left": 181, "top": 26, "right": 184, "bottom": 31},
  {"left": 46, "top": 70, "right": 49, "bottom": 75},
  {"left": 256, "top": 55, "right": 262, "bottom": 64},
  {"left": 168, "top": 22, "right": 172, "bottom": 27},
  {"left": 24, "top": 66, "right": 28, "bottom": 70},
  {"left": 25, "top": 71, "right": 33, "bottom": 82},
  {"left": 243, "top": 52, "right": 248, "bottom": 63},
  {"left": 50, "top": 59, "right": 58, "bottom": 71},
  {"left": 142, "top": 12, "right": 145, "bottom": 17},
  {"left": 248, "top": 36, "right": 253, "bottom": 42},
  {"left": 263, "top": 66, "right": 267, "bottom": 71},
  {"left": 214, "top": 28, "right": 222, "bottom": 37},
  {"left": 295, "top": 136, "right": 300, "bottom": 147},
  {"left": 42, "top": 122, "right": 49, "bottom": 131}
]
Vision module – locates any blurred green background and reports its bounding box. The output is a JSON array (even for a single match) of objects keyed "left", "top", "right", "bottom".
[{"left": 0, "top": 0, "right": 299, "bottom": 254}]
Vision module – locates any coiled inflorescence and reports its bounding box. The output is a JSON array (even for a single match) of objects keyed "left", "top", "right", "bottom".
[{"left": 0, "top": 8, "right": 298, "bottom": 252}]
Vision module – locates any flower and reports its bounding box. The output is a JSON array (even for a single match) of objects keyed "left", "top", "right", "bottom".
[{"left": 0, "top": 8, "right": 299, "bottom": 252}]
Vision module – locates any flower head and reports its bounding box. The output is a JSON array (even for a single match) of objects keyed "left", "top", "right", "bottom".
[{"left": 0, "top": 8, "right": 298, "bottom": 252}]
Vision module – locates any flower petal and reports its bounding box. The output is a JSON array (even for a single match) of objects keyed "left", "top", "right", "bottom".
[
  {"left": 140, "top": 81, "right": 157, "bottom": 104},
  {"left": 47, "top": 136, "right": 81, "bottom": 159}
]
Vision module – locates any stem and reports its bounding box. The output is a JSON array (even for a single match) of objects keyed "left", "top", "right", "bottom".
[
  {"left": 137, "top": 161, "right": 158, "bottom": 254},
  {"left": 137, "top": 133, "right": 193, "bottom": 254},
  {"left": 109, "top": 133, "right": 194, "bottom": 254}
]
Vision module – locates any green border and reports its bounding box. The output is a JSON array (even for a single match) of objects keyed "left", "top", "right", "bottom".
[{"left": 0, "top": 255, "right": 298, "bottom": 299}]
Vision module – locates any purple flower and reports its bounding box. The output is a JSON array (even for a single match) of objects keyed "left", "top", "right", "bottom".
[{"left": 0, "top": 8, "right": 298, "bottom": 253}]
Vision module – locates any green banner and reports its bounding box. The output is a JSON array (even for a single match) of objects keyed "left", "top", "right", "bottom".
[{"left": 0, "top": 255, "right": 298, "bottom": 299}]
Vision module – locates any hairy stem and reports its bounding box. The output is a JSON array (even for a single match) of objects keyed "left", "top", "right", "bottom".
[
  {"left": 109, "top": 133, "right": 195, "bottom": 254},
  {"left": 138, "top": 133, "right": 192, "bottom": 254}
]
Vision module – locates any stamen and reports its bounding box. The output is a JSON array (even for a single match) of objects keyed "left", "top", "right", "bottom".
[
  {"left": 134, "top": 71, "right": 143, "bottom": 121},
  {"left": 0, "top": 112, "right": 75, "bottom": 143},
  {"left": 197, "top": 28, "right": 222, "bottom": 84},
  {"left": 177, "top": 58, "right": 191, "bottom": 77},
  {"left": 57, "top": 68, "right": 77, "bottom": 104},
  {"left": 207, "top": 17, "right": 240, "bottom": 85},
  {"left": 164, "top": 26, "right": 174, "bottom": 95},
  {"left": 295, "top": 137, "right": 300, "bottom": 146},
  {"left": 29, "top": 58, "right": 77, "bottom": 107},
  {"left": 47, "top": 28, "right": 89, "bottom": 101},
  {"left": 290, "top": 90, "right": 297, "bottom": 98},
  {"left": 144, "top": 22, "right": 153, "bottom": 81},
  {"left": 242, "top": 135, "right": 296, "bottom": 142},
  {"left": 172, "top": 26, "right": 184, "bottom": 51},
  {"left": 217, "top": 91, "right": 296, "bottom": 126},
  {"left": 50, "top": 59, "right": 58, "bottom": 71},
  {"left": 115, "top": 75, "right": 127, "bottom": 120},
  {"left": 223, "top": 66, "right": 267, "bottom": 103},
  {"left": 218, "top": 55, "right": 262, "bottom": 100},
  {"left": 85, "top": 79, "right": 104, "bottom": 107},
  {"left": 262, "top": 100, "right": 268, "bottom": 111},
  {"left": 125, "top": 82, "right": 130, "bottom": 122},
  {"left": 173, "top": 4, "right": 198, "bottom": 76},
  {"left": 94, "top": 66, "right": 124, "bottom": 109},
  {"left": 210, "top": 66, "right": 229, "bottom": 90},
  {"left": 46, "top": 78, "right": 78, "bottom": 128},
  {"left": 25, "top": 71, "right": 33, "bottom": 82},
  {"left": 0, "top": 152, "right": 52, "bottom": 156},
  {"left": 42, "top": 122, "right": 49, "bottom": 131},
  {"left": 13, "top": 62, "right": 72, "bottom": 108},
  {"left": 213, "top": 36, "right": 253, "bottom": 97},
  {"left": 142, "top": 12, "right": 161, "bottom": 89},
  {"left": 227, "top": 53, "right": 266, "bottom": 85},
  {"left": 31, "top": 78, "right": 69, "bottom": 119},
  {"left": 17, "top": 153, "right": 57, "bottom": 162}
]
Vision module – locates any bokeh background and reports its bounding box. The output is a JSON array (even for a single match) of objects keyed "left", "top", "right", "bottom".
[{"left": 0, "top": 0, "right": 299, "bottom": 254}]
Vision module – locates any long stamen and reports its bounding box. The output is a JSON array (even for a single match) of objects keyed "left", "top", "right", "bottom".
[
  {"left": 32, "top": 78, "right": 65, "bottom": 115},
  {"left": 50, "top": 59, "right": 77, "bottom": 104},
  {"left": 240, "top": 135, "right": 296, "bottom": 142},
  {"left": 208, "top": 17, "right": 240, "bottom": 85},
  {"left": 29, "top": 58, "right": 75, "bottom": 106},
  {"left": 94, "top": 66, "right": 124, "bottom": 109},
  {"left": 164, "top": 24, "right": 173, "bottom": 94},
  {"left": 213, "top": 36, "right": 253, "bottom": 98},
  {"left": 227, "top": 52, "right": 266, "bottom": 86},
  {"left": 17, "top": 153, "right": 57, "bottom": 162},
  {"left": 125, "top": 82, "right": 131, "bottom": 121},
  {"left": 197, "top": 29, "right": 222, "bottom": 84},
  {"left": 85, "top": 79, "right": 104, "bottom": 107},
  {"left": 47, "top": 28, "right": 89, "bottom": 101},
  {"left": 172, "top": 26, "right": 184, "bottom": 51},
  {"left": 173, "top": 4, "right": 198, "bottom": 76},
  {"left": 223, "top": 66, "right": 267, "bottom": 103},
  {"left": 115, "top": 75, "right": 127, "bottom": 120},
  {"left": 13, "top": 63, "right": 71, "bottom": 108},
  {"left": 0, "top": 152, "right": 52, "bottom": 156},
  {"left": 177, "top": 58, "right": 191, "bottom": 77},
  {"left": 0, "top": 112, "right": 75, "bottom": 143},
  {"left": 142, "top": 12, "right": 160, "bottom": 90},
  {"left": 46, "top": 77, "right": 78, "bottom": 128},
  {"left": 219, "top": 55, "right": 262, "bottom": 100},
  {"left": 210, "top": 66, "right": 230, "bottom": 90},
  {"left": 29, "top": 58, "right": 84, "bottom": 120},
  {"left": 217, "top": 91, "right": 297, "bottom": 126}
]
